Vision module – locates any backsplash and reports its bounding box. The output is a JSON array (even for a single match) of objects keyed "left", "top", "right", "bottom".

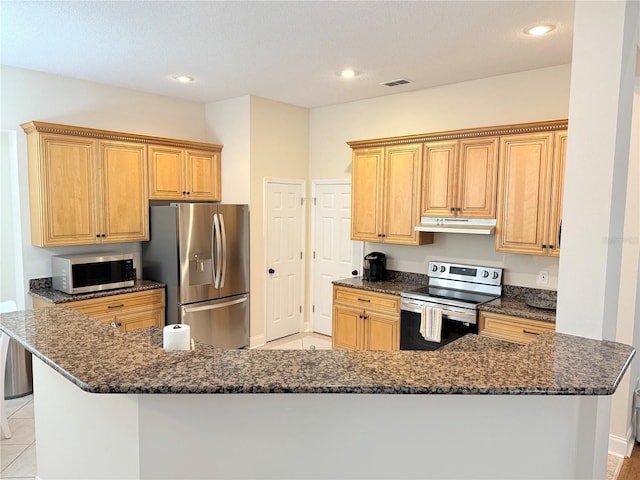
[
  {"left": 385, "top": 270, "right": 428, "bottom": 284},
  {"left": 29, "top": 277, "right": 52, "bottom": 290},
  {"left": 502, "top": 285, "right": 557, "bottom": 303},
  {"left": 386, "top": 270, "right": 558, "bottom": 302}
]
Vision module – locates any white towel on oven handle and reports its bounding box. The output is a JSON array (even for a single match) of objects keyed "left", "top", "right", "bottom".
[
  {"left": 423, "top": 306, "right": 443, "bottom": 343},
  {"left": 420, "top": 305, "right": 429, "bottom": 337}
]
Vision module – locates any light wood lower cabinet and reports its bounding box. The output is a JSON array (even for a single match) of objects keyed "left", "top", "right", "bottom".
[
  {"left": 478, "top": 311, "right": 555, "bottom": 344},
  {"left": 33, "top": 288, "right": 165, "bottom": 332},
  {"left": 332, "top": 286, "right": 400, "bottom": 351}
]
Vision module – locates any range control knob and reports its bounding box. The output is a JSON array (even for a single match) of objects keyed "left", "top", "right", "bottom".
[
  {"left": 482, "top": 270, "right": 489, "bottom": 278},
  {"left": 492, "top": 271, "right": 499, "bottom": 279},
  {"left": 431, "top": 264, "right": 439, "bottom": 272},
  {"left": 440, "top": 266, "right": 446, "bottom": 273}
]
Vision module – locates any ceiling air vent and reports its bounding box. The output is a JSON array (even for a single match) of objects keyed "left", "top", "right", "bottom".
[{"left": 381, "top": 78, "right": 412, "bottom": 87}]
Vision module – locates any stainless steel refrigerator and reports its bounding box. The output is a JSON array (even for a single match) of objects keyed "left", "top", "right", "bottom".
[{"left": 142, "top": 203, "right": 249, "bottom": 349}]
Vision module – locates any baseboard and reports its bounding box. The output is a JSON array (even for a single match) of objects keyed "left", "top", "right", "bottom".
[
  {"left": 249, "top": 333, "right": 266, "bottom": 349},
  {"left": 608, "top": 427, "right": 635, "bottom": 457}
]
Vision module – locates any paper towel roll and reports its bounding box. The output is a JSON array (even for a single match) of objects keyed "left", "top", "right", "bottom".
[{"left": 163, "top": 324, "right": 191, "bottom": 352}]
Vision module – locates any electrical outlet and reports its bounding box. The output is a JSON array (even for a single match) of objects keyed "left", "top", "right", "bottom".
[{"left": 537, "top": 270, "right": 549, "bottom": 286}]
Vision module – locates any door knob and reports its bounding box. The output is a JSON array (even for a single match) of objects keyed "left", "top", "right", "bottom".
[{"left": 268, "top": 268, "right": 275, "bottom": 274}]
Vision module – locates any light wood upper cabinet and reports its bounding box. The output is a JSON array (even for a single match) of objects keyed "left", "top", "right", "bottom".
[
  {"left": 27, "top": 134, "right": 99, "bottom": 246},
  {"left": 495, "top": 131, "right": 565, "bottom": 256},
  {"left": 148, "top": 145, "right": 221, "bottom": 201},
  {"left": 351, "top": 144, "right": 432, "bottom": 245},
  {"left": 421, "top": 141, "right": 458, "bottom": 217},
  {"left": 24, "top": 129, "right": 148, "bottom": 246},
  {"left": 421, "top": 137, "right": 498, "bottom": 218},
  {"left": 99, "top": 141, "right": 149, "bottom": 242},
  {"left": 22, "top": 121, "right": 224, "bottom": 247},
  {"left": 185, "top": 149, "right": 221, "bottom": 200},
  {"left": 547, "top": 131, "right": 567, "bottom": 258},
  {"left": 351, "top": 147, "right": 384, "bottom": 242}
]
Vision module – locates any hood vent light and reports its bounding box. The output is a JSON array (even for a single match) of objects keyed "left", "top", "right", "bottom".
[{"left": 381, "top": 78, "right": 412, "bottom": 87}]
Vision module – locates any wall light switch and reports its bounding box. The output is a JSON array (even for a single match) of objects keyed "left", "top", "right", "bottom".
[{"left": 537, "top": 270, "right": 549, "bottom": 286}]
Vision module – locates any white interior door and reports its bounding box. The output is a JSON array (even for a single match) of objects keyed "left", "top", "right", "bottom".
[
  {"left": 265, "top": 180, "right": 304, "bottom": 342},
  {"left": 311, "top": 181, "right": 363, "bottom": 336}
]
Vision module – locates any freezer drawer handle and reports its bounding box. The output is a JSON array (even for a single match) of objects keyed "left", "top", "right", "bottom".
[{"left": 183, "top": 297, "right": 248, "bottom": 313}]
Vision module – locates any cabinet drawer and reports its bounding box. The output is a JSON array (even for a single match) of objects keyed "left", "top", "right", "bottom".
[
  {"left": 333, "top": 286, "right": 399, "bottom": 315},
  {"left": 64, "top": 289, "right": 165, "bottom": 317},
  {"left": 478, "top": 311, "right": 555, "bottom": 344}
]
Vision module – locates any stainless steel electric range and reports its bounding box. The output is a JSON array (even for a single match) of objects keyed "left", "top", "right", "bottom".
[{"left": 400, "top": 261, "right": 503, "bottom": 350}]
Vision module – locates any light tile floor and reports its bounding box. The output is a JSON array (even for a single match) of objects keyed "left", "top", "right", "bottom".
[
  {"left": 256, "top": 332, "right": 333, "bottom": 350},
  {"left": 1, "top": 394, "right": 36, "bottom": 479}
]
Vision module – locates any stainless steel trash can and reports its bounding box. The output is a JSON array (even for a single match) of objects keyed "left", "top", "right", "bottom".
[{"left": 4, "top": 339, "right": 32, "bottom": 399}]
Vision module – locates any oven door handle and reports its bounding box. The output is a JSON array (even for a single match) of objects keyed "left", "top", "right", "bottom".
[{"left": 401, "top": 300, "right": 476, "bottom": 324}]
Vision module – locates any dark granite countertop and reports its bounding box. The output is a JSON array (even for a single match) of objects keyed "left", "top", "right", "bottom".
[
  {"left": 478, "top": 285, "right": 557, "bottom": 323},
  {"left": 28, "top": 278, "right": 165, "bottom": 304},
  {"left": 0, "top": 307, "right": 634, "bottom": 395},
  {"left": 478, "top": 297, "right": 556, "bottom": 323},
  {"left": 331, "top": 277, "right": 423, "bottom": 296}
]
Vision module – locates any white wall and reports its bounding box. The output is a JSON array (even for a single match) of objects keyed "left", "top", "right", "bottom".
[
  {"left": 0, "top": 66, "right": 209, "bottom": 307},
  {"left": 609, "top": 76, "right": 640, "bottom": 455},
  {"left": 309, "top": 65, "right": 571, "bottom": 287},
  {"left": 248, "top": 96, "right": 309, "bottom": 344},
  {"left": 0, "top": 130, "right": 24, "bottom": 308},
  {"left": 205, "top": 96, "right": 251, "bottom": 204}
]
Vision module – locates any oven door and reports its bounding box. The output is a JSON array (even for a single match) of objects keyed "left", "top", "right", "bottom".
[{"left": 400, "top": 298, "right": 477, "bottom": 350}]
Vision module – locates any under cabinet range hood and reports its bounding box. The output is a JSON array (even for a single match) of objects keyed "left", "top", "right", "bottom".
[{"left": 414, "top": 217, "right": 496, "bottom": 235}]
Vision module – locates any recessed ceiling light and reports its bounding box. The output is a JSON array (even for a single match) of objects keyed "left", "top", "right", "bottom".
[
  {"left": 340, "top": 69, "right": 358, "bottom": 79},
  {"left": 172, "top": 75, "right": 195, "bottom": 83},
  {"left": 524, "top": 24, "right": 556, "bottom": 36}
]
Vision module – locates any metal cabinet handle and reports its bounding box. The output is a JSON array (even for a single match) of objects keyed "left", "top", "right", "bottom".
[
  {"left": 522, "top": 330, "right": 540, "bottom": 336},
  {"left": 357, "top": 298, "right": 371, "bottom": 303},
  {"left": 351, "top": 270, "right": 358, "bottom": 276},
  {"left": 268, "top": 268, "right": 275, "bottom": 274},
  {"left": 107, "top": 304, "right": 125, "bottom": 309}
]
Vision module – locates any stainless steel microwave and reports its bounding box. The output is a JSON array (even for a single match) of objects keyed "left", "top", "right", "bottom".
[{"left": 52, "top": 253, "right": 135, "bottom": 294}]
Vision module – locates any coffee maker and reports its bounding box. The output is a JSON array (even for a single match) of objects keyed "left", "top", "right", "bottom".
[{"left": 363, "top": 252, "right": 386, "bottom": 281}]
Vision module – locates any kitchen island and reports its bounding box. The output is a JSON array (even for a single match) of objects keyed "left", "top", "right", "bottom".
[{"left": 0, "top": 307, "right": 635, "bottom": 479}]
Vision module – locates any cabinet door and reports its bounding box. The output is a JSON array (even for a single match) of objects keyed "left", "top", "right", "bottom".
[
  {"left": 366, "top": 312, "right": 399, "bottom": 351},
  {"left": 332, "top": 304, "right": 364, "bottom": 350},
  {"left": 351, "top": 148, "right": 384, "bottom": 242},
  {"left": 495, "top": 133, "right": 553, "bottom": 255},
  {"left": 34, "top": 134, "right": 99, "bottom": 246},
  {"left": 99, "top": 141, "right": 149, "bottom": 242},
  {"left": 148, "top": 145, "right": 184, "bottom": 199},
  {"left": 457, "top": 137, "right": 499, "bottom": 218},
  {"left": 185, "top": 149, "right": 221, "bottom": 201},
  {"left": 421, "top": 141, "right": 458, "bottom": 217},
  {"left": 383, "top": 143, "right": 423, "bottom": 244},
  {"left": 119, "top": 309, "right": 165, "bottom": 331},
  {"left": 548, "top": 131, "right": 567, "bottom": 257}
]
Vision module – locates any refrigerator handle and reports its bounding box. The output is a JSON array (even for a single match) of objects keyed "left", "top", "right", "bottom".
[
  {"left": 183, "top": 296, "right": 248, "bottom": 313},
  {"left": 219, "top": 213, "right": 227, "bottom": 289},
  {"left": 212, "top": 213, "right": 222, "bottom": 288}
]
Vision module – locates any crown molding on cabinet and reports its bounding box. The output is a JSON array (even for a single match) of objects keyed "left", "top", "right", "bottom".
[
  {"left": 346, "top": 119, "right": 568, "bottom": 149},
  {"left": 20, "top": 121, "right": 223, "bottom": 152}
]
